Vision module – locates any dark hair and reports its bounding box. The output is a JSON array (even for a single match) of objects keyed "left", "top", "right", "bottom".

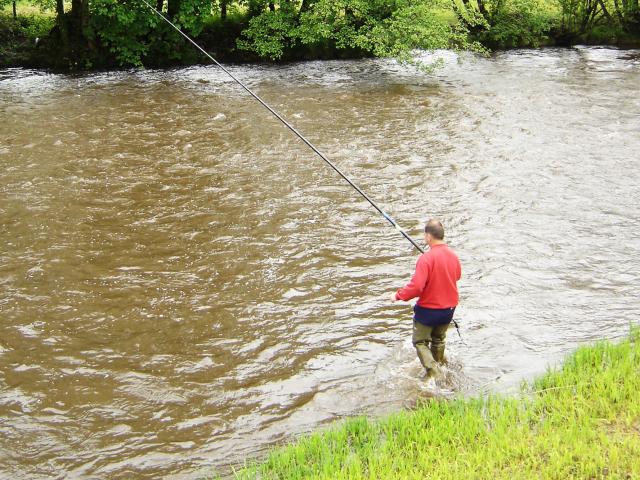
[{"left": 424, "top": 219, "right": 444, "bottom": 240}]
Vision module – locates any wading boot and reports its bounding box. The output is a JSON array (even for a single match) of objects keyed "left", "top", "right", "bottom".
[
  {"left": 431, "top": 345, "right": 446, "bottom": 364},
  {"left": 423, "top": 365, "right": 441, "bottom": 381}
]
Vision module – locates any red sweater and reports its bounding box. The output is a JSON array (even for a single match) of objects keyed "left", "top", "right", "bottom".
[{"left": 395, "top": 243, "right": 461, "bottom": 308}]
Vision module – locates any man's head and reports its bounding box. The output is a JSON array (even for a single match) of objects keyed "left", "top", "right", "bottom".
[{"left": 424, "top": 219, "right": 445, "bottom": 246}]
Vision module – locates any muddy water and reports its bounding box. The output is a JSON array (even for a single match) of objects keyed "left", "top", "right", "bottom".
[{"left": 1, "top": 47, "right": 639, "bottom": 478}]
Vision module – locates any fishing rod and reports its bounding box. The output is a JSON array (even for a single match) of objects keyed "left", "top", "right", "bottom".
[
  {"left": 139, "top": 0, "right": 424, "bottom": 254},
  {"left": 139, "top": 0, "right": 467, "bottom": 343}
]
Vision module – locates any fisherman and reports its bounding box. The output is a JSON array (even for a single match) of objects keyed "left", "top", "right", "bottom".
[{"left": 391, "top": 219, "right": 461, "bottom": 379}]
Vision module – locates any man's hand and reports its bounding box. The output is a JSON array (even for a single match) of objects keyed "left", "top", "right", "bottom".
[{"left": 390, "top": 292, "right": 398, "bottom": 302}]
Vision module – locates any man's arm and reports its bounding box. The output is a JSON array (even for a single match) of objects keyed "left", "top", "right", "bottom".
[{"left": 394, "top": 256, "right": 428, "bottom": 301}]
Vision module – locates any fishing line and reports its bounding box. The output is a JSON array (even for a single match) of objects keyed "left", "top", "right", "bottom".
[
  {"left": 140, "top": 0, "right": 465, "bottom": 341},
  {"left": 139, "top": 0, "right": 423, "bottom": 254}
]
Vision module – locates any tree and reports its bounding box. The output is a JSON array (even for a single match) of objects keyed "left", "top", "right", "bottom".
[
  {"left": 0, "top": 0, "right": 17, "bottom": 20},
  {"left": 555, "top": 0, "right": 639, "bottom": 39},
  {"left": 237, "top": 0, "right": 484, "bottom": 63},
  {"left": 452, "top": 0, "right": 556, "bottom": 47},
  {"left": 610, "top": 0, "right": 639, "bottom": 33},
  {"left": 220, "top": 0, "right": 228, "bottom": 19},
  {"left": 90, "top": 0, "right": 212, "bottom": 66}
]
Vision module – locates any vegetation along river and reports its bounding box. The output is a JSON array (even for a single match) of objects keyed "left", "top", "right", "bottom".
[{"left": 1, "top": 47, "right": 639, "bottom": 478}]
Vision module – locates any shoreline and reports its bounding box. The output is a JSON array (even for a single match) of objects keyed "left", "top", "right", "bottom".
[
  {"left": 2, "top": 12, "right": 640, "bottom": 73},
  {"left": 2, "top": 43, "right": 640, "bottom": 75},
  {"left": 217, "top": 328, "right": 640, "bottom": 479}
]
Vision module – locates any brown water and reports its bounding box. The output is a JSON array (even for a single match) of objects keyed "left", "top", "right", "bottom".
[{"left": 1, "top": 47, "right": 639, "bottom": 478}]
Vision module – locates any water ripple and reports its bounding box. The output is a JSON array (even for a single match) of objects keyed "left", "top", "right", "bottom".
[{"left": 1, "top": 47, "right": 639, "bottom": 478}]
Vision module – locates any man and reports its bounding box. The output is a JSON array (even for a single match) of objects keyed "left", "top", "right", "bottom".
[{"left": 391, "top": 219, "right": 461, "bottom": 379}]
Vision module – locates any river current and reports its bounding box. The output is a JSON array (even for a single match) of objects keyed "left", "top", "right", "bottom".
[{"left": 1, "top": 47, "right": 639, "bottom": 478}]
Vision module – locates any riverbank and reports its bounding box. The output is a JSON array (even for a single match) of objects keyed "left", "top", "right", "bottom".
[
  {"left": 222, "top": 328, "right": 640, "bottom": 479},
  {"left": 1, "top": 0, "right": 639, "bottom": 71}
]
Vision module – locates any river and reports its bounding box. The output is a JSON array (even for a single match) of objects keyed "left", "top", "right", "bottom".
[{"left": 1, "top": 47, "right": 639, "bottom": 478}]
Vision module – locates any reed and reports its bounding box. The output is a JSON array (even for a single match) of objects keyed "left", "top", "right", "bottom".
[{"left": 224, "top": 326, "right": 640, "bottom": 479}]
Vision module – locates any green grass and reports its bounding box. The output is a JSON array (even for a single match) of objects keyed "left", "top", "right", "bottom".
[{"left": 222, "top": 327, "right": 640, "bottom": 479}]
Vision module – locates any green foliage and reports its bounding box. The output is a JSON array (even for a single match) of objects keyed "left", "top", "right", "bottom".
[
  {"left": 557, "top": 0, "right": 640, "bottom": 38},
  {"left": 586, "top": 23, "right": 626, "bottom": 42},
  {"left": 0, "top": 10, "right": 54, "bottom": 66},
  {"left": 27, "top": 0, "right": 56, "bottom": 13},
  {"left": 482, "top": 0, "right": 557, "bottom": 47},
  {"left": 295, "top": 0, "right": 371, "bottom": 53},
  {"left": 364, "top": 1, "right": 485, "bottom": 58},
  {"left": 238, "top": 0, "right": 486, "bottom": 64},
  {"left": 453, "top": 0, "right": 557, "bottom": 48},
  {"left": 90, "top": 0, "right": 158, "bottom": 66},
  {"left": 17, "top": 10, "right": 52, "bottom": 37},
  {"left": 236, "top": 7, "right": 296, "bottom": 60},
  {"left": 557, "top": 0, "right": 595, "bottom": 35},
  {"left": 89, "top": 0, "right": 212, "bottom": 67},
  {"left": 1, "top": 0, "right": 55, "bottom": 16},
  {"left": 3, "top": 0, "right": 640, "bottom": 69},
  {"left": 172, "top": 0, "right": 212, "bottom": 36}
]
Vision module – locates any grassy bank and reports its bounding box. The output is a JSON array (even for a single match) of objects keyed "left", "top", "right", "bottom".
[{"left": 224, "top": 327, "right": 640, "bottom": 479}]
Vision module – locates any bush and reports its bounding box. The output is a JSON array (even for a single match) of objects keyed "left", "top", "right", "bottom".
[
  {"left": 585, "top": 24, "right": 626, "bottom": 43},
  {"left": 481, "top": 0, "right": 557, "bottom": 48},
  {"left": 0, "top": 12, "right": 54, "bottom": 66}
]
